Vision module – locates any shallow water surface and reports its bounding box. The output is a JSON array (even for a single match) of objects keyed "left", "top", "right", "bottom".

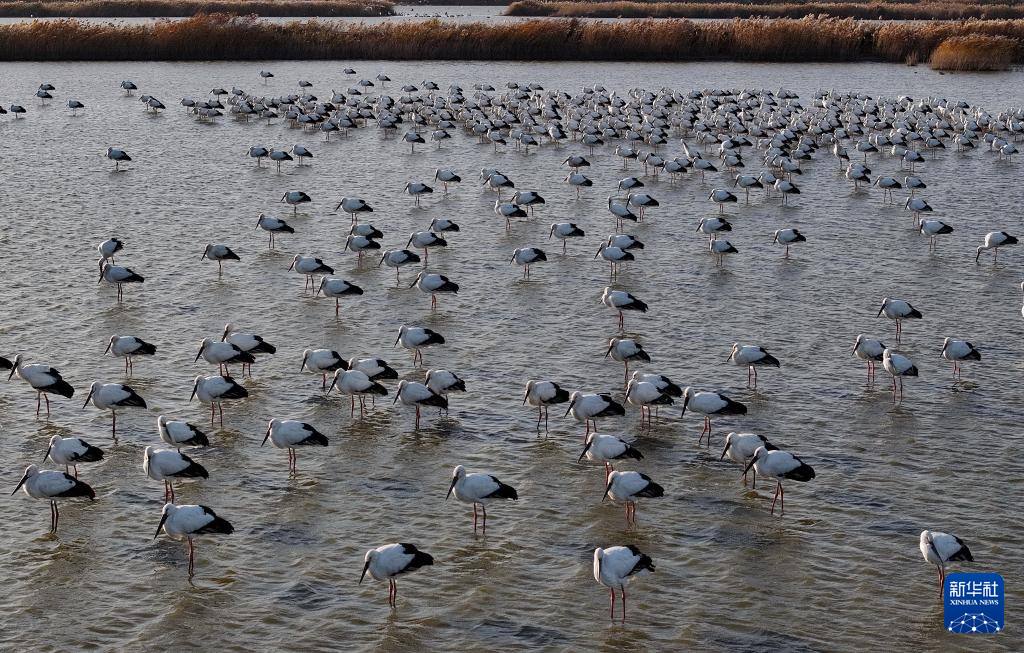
[{"left": 0, "top": 61, "right": 1021, "bottom": 652}]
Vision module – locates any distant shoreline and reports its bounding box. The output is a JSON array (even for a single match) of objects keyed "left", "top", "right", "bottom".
[
  {"left": 0, "top": 0, "right": 394, "bottom": 18},
  {"left": 0, "top": 14, "right": 1020, "bottom": 68}
]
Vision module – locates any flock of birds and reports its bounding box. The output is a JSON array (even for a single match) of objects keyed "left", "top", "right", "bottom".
[{"left": 7, "top": 71, "right": 1019, "bottom": 621}]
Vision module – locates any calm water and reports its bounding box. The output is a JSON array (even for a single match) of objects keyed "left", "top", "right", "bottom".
[{"left": 0, "top": 61, "right": 1021, "bottom": 652}]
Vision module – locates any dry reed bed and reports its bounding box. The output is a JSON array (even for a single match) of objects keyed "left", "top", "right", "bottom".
[
  {"left": 930, "top": 34, "right": 1016, "bottom": 69},
  {"left": 506, "top": 0, "right": 1024, "bottom": 20},
  {"left": 0, "top": 14, "right": 1020, "bottom": 65},
  {"left": 0, "top": 0, "right": 394, "bottom": 17}
]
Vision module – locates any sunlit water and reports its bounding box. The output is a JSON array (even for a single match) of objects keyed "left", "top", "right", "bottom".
[{"left": 0, "top": 61, "right": 1021, "bottom": 652}]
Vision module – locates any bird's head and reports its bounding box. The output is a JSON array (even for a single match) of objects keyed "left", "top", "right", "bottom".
[{"left": 11, "top": 464, "right": 39, "bottom": 496}]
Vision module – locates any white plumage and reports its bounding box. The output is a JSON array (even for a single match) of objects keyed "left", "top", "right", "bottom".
[
  {"left": 83, "top": 381, "right": 147, "bottom": 436},
  {"left": 696, "top": 216, "right": 732, "bottom": 240},
  {"left": 104, "top": 334, "right": 156, "bottom": 375},
  {"left": 593, "top": 545, "right": 655, "bottom": 622},
  {"left": 394, "top": 380, "right": 447, "bottom": 428},
  {"left": 601, "top": 287, "right": 648, "bottom": 330},
  {"left": 11, "top": 464, "right": 95, "bottom": 533},
  {"left": 728, "top": 343, "right": 780, "bottom": 387},
  {"left": 262, "top": 418, "right": 328, "bottom": 472},
  {"left": 603, "top": 470, "right": 664, "bottom": 526},
  {"left": 579, "top": 432, "right": 643, "bottom": 482},
  {"left": 510, "top": 247, "right": 547, "bottom": 278},
  {"left": 720, "top": 432, "right": 775, "bottom": 485},
  {"left": 328, "top": 369, "right": 388, "bottom": 417},
  {"left": 359, "top": 543, "right": 434, "bottom": 608},
  {"left": 378, "top": 249, "right": 421, "bottom": 282},
  {"left": 882, "top": 348, "right": 918, "bottom": 402},
  {"left": 941, "top": 337, "right": 980, "bottom": 378},
  {"left": 99, "top": 262, "right": 144, "bottom": 301},
  {"left": 853, "top": 334, "right": 887, "bottom": 383},
  {"left": 565, "top": 391, "right": 626, "bottom": 438},
  {"left": 395, "top": 325, "right": 445, "bottom": 365},
  {"left": 919, "top": 530, "right": 973, "bottom": 595},
  {"left": 681, "top": 387, "right": 747, "bottom": 445},
  {"left": 7, "top": 355, "right": 75, "bottom": 416},
  {"left": 188, "top": 374, "right": 248, "bottom": 425},
  {"left": 975, "top": 231, "right": 1018, "bottom": 263},
  {"left": 255, "top": 213, "right": 294, "bottom": 248},
  {"left": 301, "top": 348, "right": 347, "bottom": 389},
  {"left": 288, "top": 254, "right": 334, "bottom": 289},
  {"left": 143, "top": 446, "right": 208, "bottom": 502},
  {"left": 154, "top": 503, "right": 234, "bottom": 577},
  {"left": 877, "top": 297, "right": 922, "bottom": 341},
  {"left": 411, "top": 271, "right": 459, "bottom": 309},
  {"left": 522, "top": 379, "right": 570, "bottom": 431},
  {"left": 446, "top": 464, "right": 518, "bottom": 533},
  {"left": 157, "top": 415, "right": 209, "bottom": 449},
  {"left": 742, "top": 446, "right": 815, "bottom": 515},
  {"left": 44, "top": 435, "right": 104, "bottom": 477},
  {"left": 316, "top": 277, "right": 364, "bottom": 316}
]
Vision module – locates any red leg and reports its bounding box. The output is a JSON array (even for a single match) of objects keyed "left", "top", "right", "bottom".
[
  {"left": 621, "top": 587, "right": 627, "bottom": 623},
  {"left": 44, "top": 394, "right": 51, "bottom": 416},
  {"left": 415, "top": 405, "right": 421, "bottom": 428},
  {"left": 482, "top": 504, "right": 488, "bottom": 533},
  {"left": 609, "top": 588, "right": 615, "bottom": 620},
  {"left": 472, "top": 504, "right": 478, "bottom": 532},
  {"left": 770, "top": 482, "right": 780, "bottom": 515}
]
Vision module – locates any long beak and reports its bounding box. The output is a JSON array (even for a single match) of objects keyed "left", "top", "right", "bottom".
[
  {"left": 548, "top": 225, "right": 555, "bottom": 238},
  {"left": 98, "top": 269, "right": 104, "bottom": 283},
  {"left": 7, "top": 367, "right": 15, "bottom": 381},
  {"left": 521, "top": 391, "right": 528, "bottom": 405},
  {"left": 82, "top": 388, "right": 94, "bottom": 409},
  {"left": 194, "top": 345, "right": 204, "bottom": 362},
  {"left": 445, "top": 477, "right": 457, "bottom": 500},
  {"left": 261, "top": 424, "right": 271, "bottom": 447},
  {"left": 377, "top": 255, "right": 385, "bottom": 267},
  {"left": 43, "top": 443, "right": 53, "bottom": 462},
  {"left": 393, "top": 335, "right": 401, "bottom": 348},
  {"left": 604, "top": 343, "right": 614, "bottom": 358},
  {"left": 772, "top": 233, "right": 779, "bottom": 244},
  {"left": 327, "top": 375, "right": 339, "bottom": 393},
  {"left": 287, "top": 260, "right": 296, "bottom": 271},
  {"left": 154, "top": 512, "right": 168, "bottom": 539},
  {"left": 601, "top": 479, "right": 613, "bottom": 502},
  {"left": 594, "top": 245, "right": 603, "bottom": 259},
  {"left": 577, "top": 441, "right": 593, "bottom": 463},
  {"left": 103, "top": 341, "right": 112, "bottom": 354},
  {"left": 508, "top": 253, "right": 515, "bottom": 265},
  {"left": 189, "top": 382, "right": 198, "bottom": 403},
  {"left": 221, "top": 327, "right": 229, "bottom": 342},
  {"left": 720, "top": 442, "right": 731, "bottom": 461},
  {"left": 359, "top": 559, "right": 371, "bottom": 584},
  {"left": 11, "top": 473, "right": 28, "bottom": 496},
  {"left": 392, "top": 393, "right": 399, "bottom": 405},
  {"left": 680, "top": 397, "right": 689, "bottom": 417},
  {"left": 563, "top": 398, "right": 576, "bottom": 417},
  {"left": 201, "top": 251, "right": 208, "bottom": 260},
  {"left": 695, "top": 223, "right": 702, "bottom": 232},
  {"left": 300, "top": 353, "right": 309, "bottom": 371},
  {"left": 876, "top": 305, "right": 884, "bottom": 317},
  {"left": 742, "top": 458, "right": 757, "bottom": 476},
  {"left": 407, "top": 279, "right": 417, "bottom": 289}
]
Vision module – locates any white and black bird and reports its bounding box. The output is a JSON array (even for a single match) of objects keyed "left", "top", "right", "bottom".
[
  {"left": 104, "top": 334, "right": 156, "bottom": 375},
  {"left": 157, "top": 415, "right": 209, "bottom": 450},
  {"left": 11, "top": 465, "right": 95, "bottom": 533},
  {"left": 262, "top": 419, "right": 328, "bottom": 473},
  {"left": 853, "top": 334, "right": 887, "bottom": 383},
  {"left": 428, "top": 217, "right": 459, "bottom": 234},
  {"left": 877, "top": 297, "right": 922, "bottom": 342},
  {"left": 99, "top": 262, "right": 144, "bottom": 302},
  {"left": 510, "top": 247, "right": 547, "bottom": 279},
  {"left": 565, "top": 391, "right": 626, "bottom": 438},
  {"left": 378, "top": 249, "right": 421, "bottom": 283},
  {"left": 280, "top": 190, "right": 311, "bottom": 214},
  {"left": 593, "top": 546, "right": 655, "bottom": 623},
  {"left": 300, "top": 348, "right": 348, "bottom": 389},
  {"left": 681, "top": 387, "right": 747, "bottom": 445},
  {"left": 335, "top": 196, "right": 374, "bottom": 222},
  {"left": 393, "top": 380, "right": 447, "bottom": 428},
  {"left": 595, "top": 244, "right": 634, "bottom": 279},
  {"left": 742, "top": 446, "right": 815, "bottom": 515},
  {"left": 404, "top": 181, "right": 433, "bottom": 206},
  {"left": 348, "top": 357, "right": 398, "bottom": 382},
  {"left": 82, "top": 381, "right": 147, "bottom": 437},
  {"left": 720, "top": 432, "right": 777, "bottom": 486},
  {"left": 97, "top": 237, "right": 124, "bottom": 267},
  {"left": 394, "top": 325, "right": 445, "bottom": 366},
  {"left": 494, "top": 200, "right": 528, "bottom": 230},
  {"left": 579, "top": 432, "right": 643, "bottom": 482},
  {"left": 624, "top": 379, "right": 673, "bottom": 428},
  {"left": 195, "top": 338, "right": 255, "bottom": 376},
  {"left": 316, "top": 277, "right": 364, "bottom": 316},
  {"left": 772, "top": 228, "right": 806, "bottom": 258},
  {"left": 433, "top": 168, "right": 461, "bottom": 195},
  {"left": 7, "top": 355, "right": 75, "bottom": 417},
  {"left": 920, "top": 530, "right": 973, "bottom": 597},
  {"left": 188, "top": 375, "right": 248, "bottom": 426},
  {"left": 143, "top": 446, "right": 208, "bottom": 503},
  {"left": 919, "top": 219, "right": 953, "bottom": 251},
  {"left": 425, "top": 369, "right": 465, "bottom": 414},
  {"left": 410, "top": 271, "right": 459, "bottom": 309},
  {"left": 221, "top": 324, "right": 276, "bottom": 377},
  {"left": 445, "top": 465, "right": 518, "bottom": 533},
  {"left": 105, "top": 147, "right": 131, "bottom": 171},
  {"left": 328, "top": 369, "right": 388, "bottom": 417},
  {"left": 549, "top": 222, "right": 585, "bottom": 254},
  {"left": 708, "top": 188, "right": 738, "bottom": 213},
  {"left": 201, "top": 244, "right": 240, "bottom": 275},
  {"left": 941, "top": 338, "right": 980, "bottom": 379},
  {"left": 153, "top": 503, "right": 233, "bottom": 577},
  {"left": 255, "top": 213, "right": 294, "bottom": 248},
  {"left": 605, "top": 338, "right": 650, "bottom": 382},
  {"left": 43, "top": 435, "right": 104, "bottom": 478},
  {"left": 727, "top": 343, "right": 781, "bottom": 387},
  {"left": 288, "top": 254, "right": 334, "bottom": 290},
  {"left": 882, "top": 348, "right": 918, "bottom": 402},
  {"left": 709, "top": 239, "right": 738, "bottom": 265},
  {"left": 406, "top": 231, "right": 446, "bottom": 262},
  {"left": 975, "top": 231, "right": 1018, "bottom": 263},
  {"left": 523, "top": 379, "right": 570, "bottom": 432},
  {"left": 603, "top": 470, "right": 664, "bottom": 527},
  {"left": 696, "top": 216, "right": 732, "bottom": 242},
  {"left": 359, "top": 543, "right": 435, "bottom": 608},
  {"left": 601, "top": 287, "right": 648, "bottom": 331}
]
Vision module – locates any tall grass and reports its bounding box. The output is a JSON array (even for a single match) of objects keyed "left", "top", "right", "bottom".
[
  {"left": 506, "top": 0, "right": 1024, "bottom": 20},
  {"left": 0, "top": 14, "right": 1020, "bottom": 63},
  {"left": 929, "top": 34, "right": 1016, "bottom": 68},
  {"left": 0, "top": 0, "right": 394, "bottom": 17}
]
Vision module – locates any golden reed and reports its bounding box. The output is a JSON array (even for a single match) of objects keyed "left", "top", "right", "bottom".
[
  {"left": 0, "top": 0, "right": 393, "bottom": 18},
  {"left": 0, "top": 14, "right": 1018, "bottom": 68},
  {"left": 506, "top": 0, "right": 1024, "bottom": 21}
]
